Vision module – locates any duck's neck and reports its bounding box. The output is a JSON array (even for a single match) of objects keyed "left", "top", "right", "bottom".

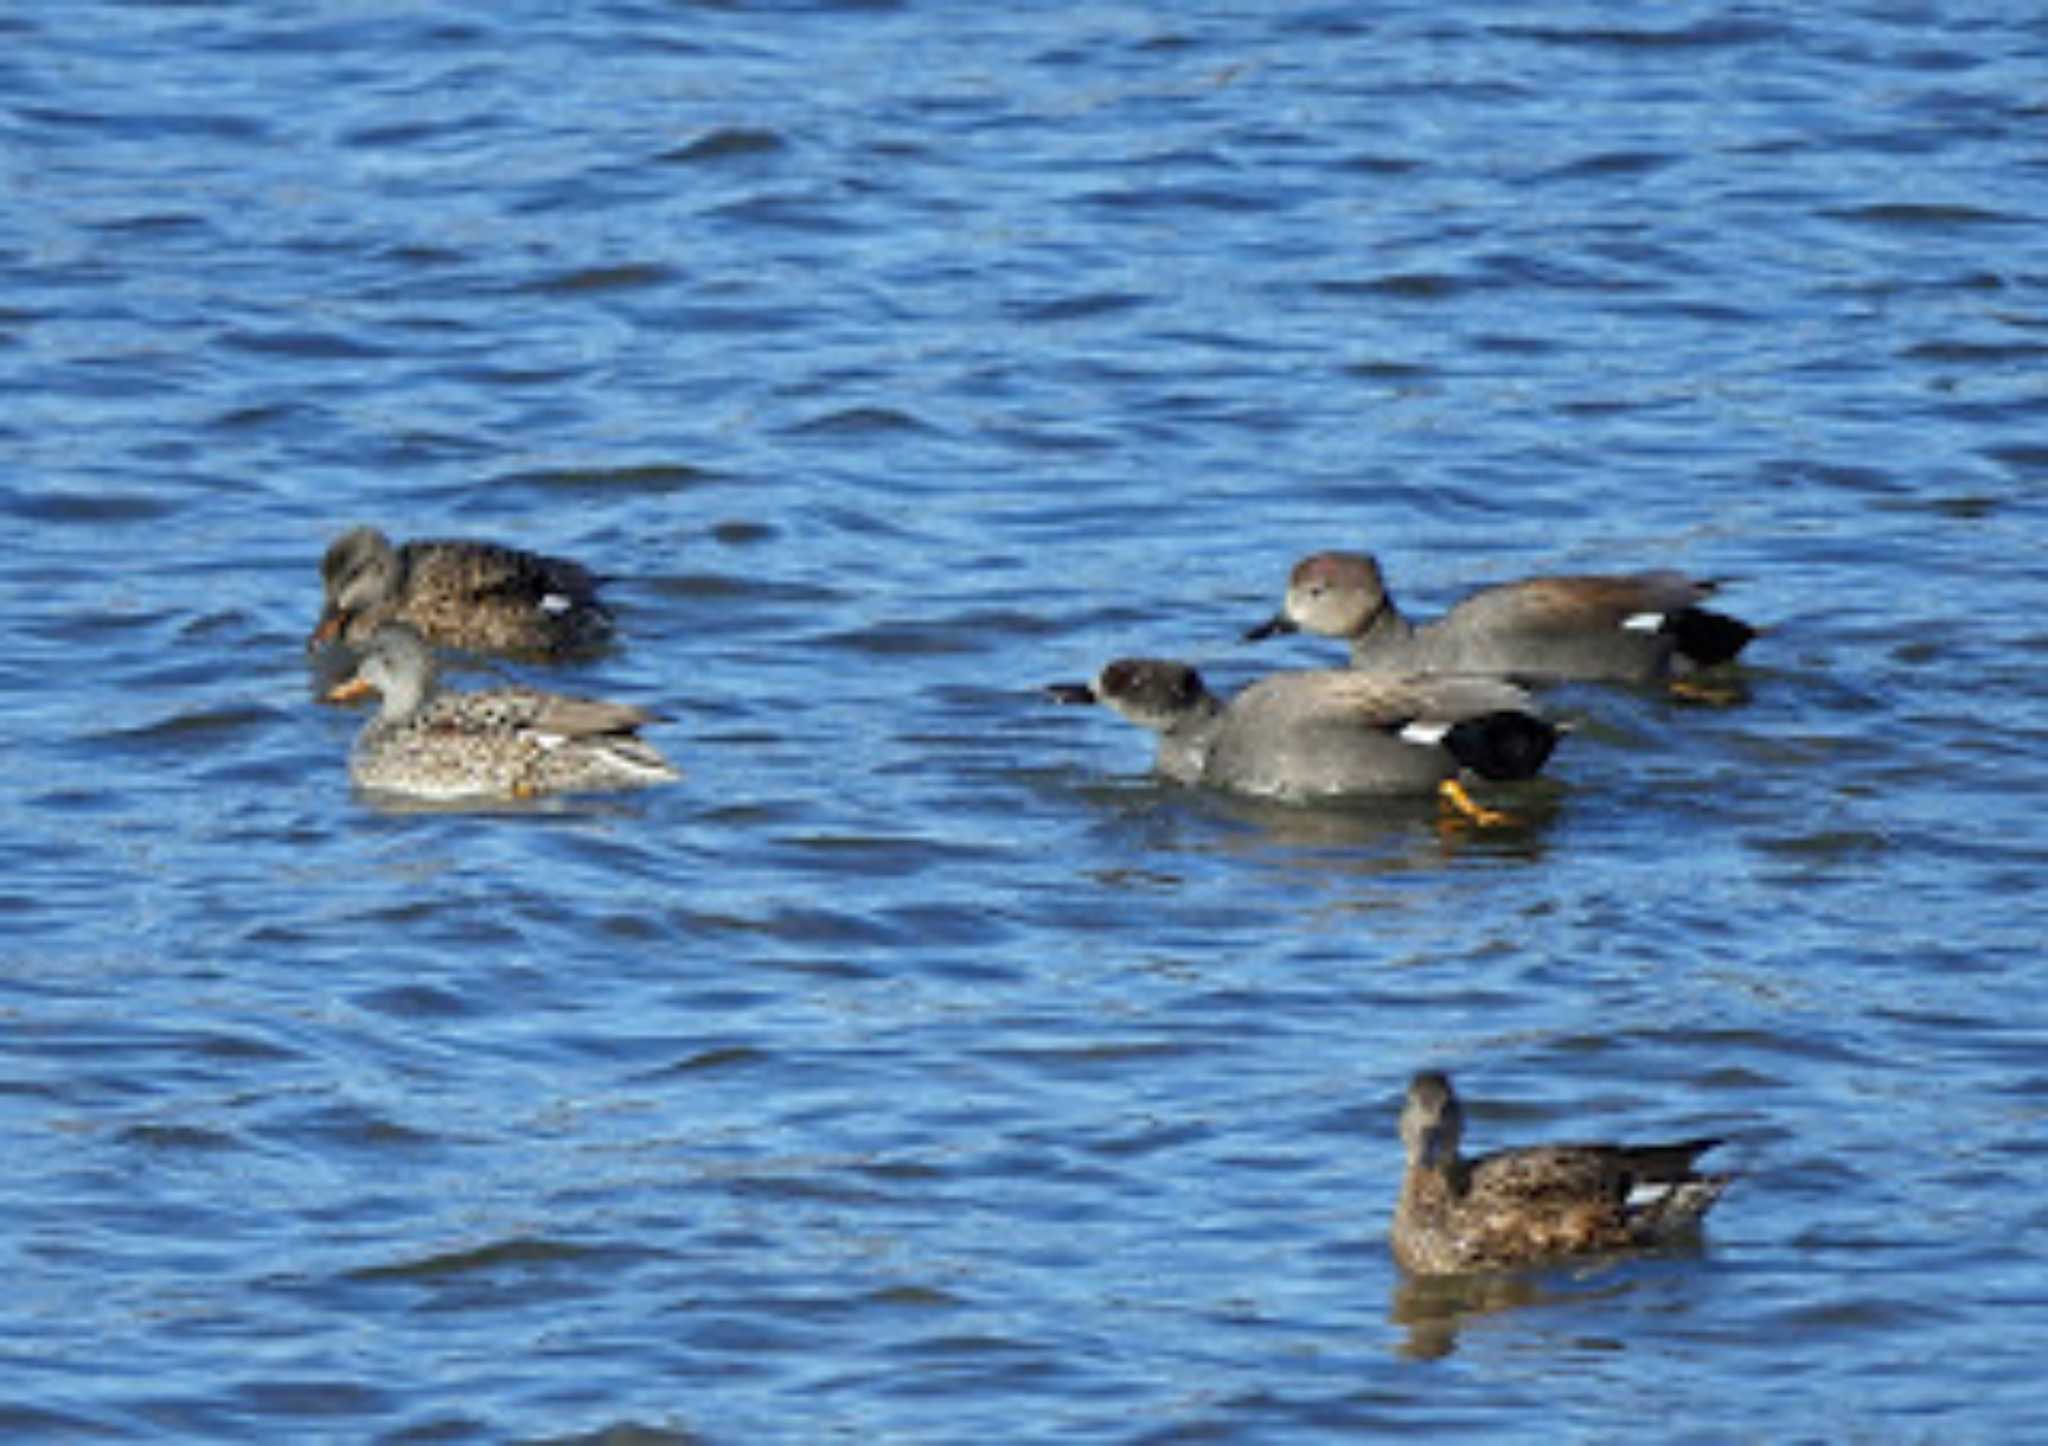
[
  {"left": 374, "top": 669, "right": 435, "bottom": 727},
  {"left": 1359, "top": 589, "right": 1413, "bottom": 642},
  {"left": 384, "top": 547, "right": 415, "bottom": 603},
  {"left": 1154, "top": 699, "right": 1225, "bottom": 784},
  {"left": 1347, "top": 593, "right": 1417, "bottom": 666},
  {"left": 1395, "top": 1161, "right": 1456, "bottom": 1247},
  {"left": 1417, "top": 1125, "right": 1467, "bottom": 1195}
]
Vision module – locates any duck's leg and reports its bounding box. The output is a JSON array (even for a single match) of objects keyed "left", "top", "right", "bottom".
[
  {"left": 1666, "top": 675, "right": 1747, "bottom": 706},
  {"left": 1438, "top": 778, "right": 1517, "bottom": 828}
]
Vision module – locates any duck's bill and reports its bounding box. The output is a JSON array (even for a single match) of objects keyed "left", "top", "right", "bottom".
[
  {"left": 325, "top": 676, "right": 376, "bottom": 704},
  {"left": 1043, "top": 682, "right": 1100, "bottom": 705},
  {"left": 306, "top": 611, "right": 345, "bottom": 653},
  {"left": 1243, "top": 613, "right": 1297, "bottom": 641}
]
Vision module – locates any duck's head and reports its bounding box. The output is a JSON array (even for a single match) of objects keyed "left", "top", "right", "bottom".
[
  {"left": 307, "top": 526, "right": 401, "bottom": 651},
  {"left": 1045, "top": 658, "right": 1216, "bottom": 732},
  {"left": 325, "top": 620, "right": 436, "bottom": 721},
  {"left": 1247, "top": 550, "right": 1391, "bottom": 642},
  {"left": 1400, "top": 1071, "right": 1465, "bottom": 1171}
]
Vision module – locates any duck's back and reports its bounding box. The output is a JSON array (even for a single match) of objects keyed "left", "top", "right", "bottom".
[
  {"left": 1397, "top": 572, "right": 1715, "bottom": 682},
  {"left": 1201, "top": 672, "right": 1452, "bottom": 799},
  {"left": 353, "top": 687, "right": 672, "bottom": 799},
  {"left": 397, "top": 540, "right": 614, "bottom": 656},
  {"left": 1433, "top": 1138, "right": 1726, "bottom": 1267}
]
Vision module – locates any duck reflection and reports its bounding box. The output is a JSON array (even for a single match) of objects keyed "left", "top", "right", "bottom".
[{"left": 1388, "top": 1249, "right": 1709, "bottom": 1361}]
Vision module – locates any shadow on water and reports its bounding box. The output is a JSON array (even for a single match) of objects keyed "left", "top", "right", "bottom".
[
  {"left": 1204, "top": 784, "right": 1562, "bottom": 856},
  {"left": 1050, "top": 776, "right": 1565, "bottom": 877},
  {"left": 1389, "top": 1242, "right": 1715, "bottom": 1361}
]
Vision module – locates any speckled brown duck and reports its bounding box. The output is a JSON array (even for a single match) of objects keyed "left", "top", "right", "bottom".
[
  {"left": 1247, "top": 551, "right": 1755, "bottom": 687},
  {"left": 308, "top": 525, "right": 615, "bottom": 658},
  {"left": 1392, "top": 1071, "right": 1731, "bottom": 1276},
  {"left": 326, "top": 622, "right": 677, "bottom": 801},
  {"left": 1046, "top": 659, "right": 1561, "bottom": 824}
]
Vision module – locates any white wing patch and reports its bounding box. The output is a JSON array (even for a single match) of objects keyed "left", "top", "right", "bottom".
[
  {"left": 602, "top": 746, "right": 681, "bottom": 782},
  {"left": 539, "top": 592, "right": 572, "bottom": 615},
  {"left": 1622, "top": 611, "right": 1665, "bottom": 632}
]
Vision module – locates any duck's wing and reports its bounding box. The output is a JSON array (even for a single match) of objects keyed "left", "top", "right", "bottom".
[
  {"left": 429, "top": 686, "right": 655, "bottom": 739},
  {"left": 526, "top": 692, "right": 661, "bottom": 738},
  {"left": 1448, "top": 573, "right": 1720, "bottom": 634},
  {"left": 409, "top": 540, "right": 606, "bottom": 613},
  {"left": 1459, "top": 1138, "right": 1726, "bottom": 1254},
  {"left": 1286, "top": 670, "right": 1537, "bottom": 726},
  {"left": 1470, "top": 1138, "right": 1721, "bottom": 1197}
]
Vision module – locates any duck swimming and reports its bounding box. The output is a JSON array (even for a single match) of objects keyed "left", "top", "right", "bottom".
[
  {"left": 309, "top": 525, "right": 615, "bottom": 659},
  {"left": 1046, "top": 658, "right": 1561, "bottom": 824},
  {"left": 326, "top": 622, "right": 677, "bottom": 801},
  {"left": 1392, "top": 1071, "right": 1731, "bottom": 1275},
  {"left": 1248, "top": 550, "right": 1754, "bottom": 688}
]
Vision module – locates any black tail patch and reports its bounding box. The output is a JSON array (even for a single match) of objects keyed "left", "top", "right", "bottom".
[
  {"left": 1438, "top": 711, "right": 1560, "bottom": 781},
  {"left": 1665, "top": 607, "right": 1755, "bottom": 668}
]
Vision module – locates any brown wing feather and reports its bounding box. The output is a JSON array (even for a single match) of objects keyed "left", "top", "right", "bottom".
[
  {"left": 1449, "top": 573, "right": 1717, "bottom": 633},
  {"left": 1283, "top": 670, "right": 1536, "bottom": 726},
  {"left": 527, "top": 694, "right": 662, "bottom": 738},
  {"left": 417, "top": 687, "right": 654, "bottom": 739},
  {"left": 1456, "top": 1147, "right": 1633, "bottom": 1259},
  {"left": 406, "top": 540, "right": 600, "bottom": 608},
  {"left": 1458, "top": 1138, "right": 1725, "bottom": 1261}
]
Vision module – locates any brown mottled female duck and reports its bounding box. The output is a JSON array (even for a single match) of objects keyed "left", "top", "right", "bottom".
[
  {"left": 1392, "top": 1071, "right": 1731, "bottom": 1275},
  {"left": 326, "top": 623, "right": 677, "bottom": 801},
  {"left": 308, "top": 525, "right": 615, "bottom": 658},
  {"left": 1046, "top": 658, "right": 1561, "bottom": 824},
  {"left": 1247, "top": 551, "right": 1754, "bottom": 688}
]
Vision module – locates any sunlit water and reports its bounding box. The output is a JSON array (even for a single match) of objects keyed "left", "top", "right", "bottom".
[{"left": 6, "top": 2, "right": 2047, "bottom": 1439}]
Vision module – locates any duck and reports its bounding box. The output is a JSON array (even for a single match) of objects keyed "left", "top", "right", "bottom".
[
  {"left": 325, "top": 622, "right": 678, "bottom": 801},
  {"left": 1246, "top": 551, "right": 1754, "bottom": 688},
  {"left": 308, "top": 525, "right": 615, "bottom": 658},
  {"left": 1392, "top": 1071, "right": 1732, "bottom": 1276},
  {"left": 1045, "top": 659, "right": 1561, "bottom": 824}
]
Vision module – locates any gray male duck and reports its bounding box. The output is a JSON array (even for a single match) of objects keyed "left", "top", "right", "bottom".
[
  {"left": 326, "top": 622, "right": 677, "bottom": 801},
  {"left": 309, "top": 525, "right": 615, "bottom": 658},
  {"left": 1047, "top": 659, "right": 1561, "bottom": 824},
  {"left": 1248, "top": 551, "right": 1754, "bottom": 689},
  {"left": 1392, "top": 1071, "right": 1731, "bottom": 1276}
]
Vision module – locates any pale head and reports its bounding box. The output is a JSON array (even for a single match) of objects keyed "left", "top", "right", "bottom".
[
  {"left": 1282, "top": 551, "right": 1391, "bottom": 639},
  {"left": 325, "top": 621, "right": 436, "bottom": 722}
]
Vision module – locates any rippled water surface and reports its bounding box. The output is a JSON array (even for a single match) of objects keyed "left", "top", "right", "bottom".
[{"left": 7, "top": 2, "right": 2048, "bottom": 1439}]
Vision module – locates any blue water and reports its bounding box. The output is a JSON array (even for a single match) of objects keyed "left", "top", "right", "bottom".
[{"left": 6, "top": 1, "right": 2048, "bottom": 1439}]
